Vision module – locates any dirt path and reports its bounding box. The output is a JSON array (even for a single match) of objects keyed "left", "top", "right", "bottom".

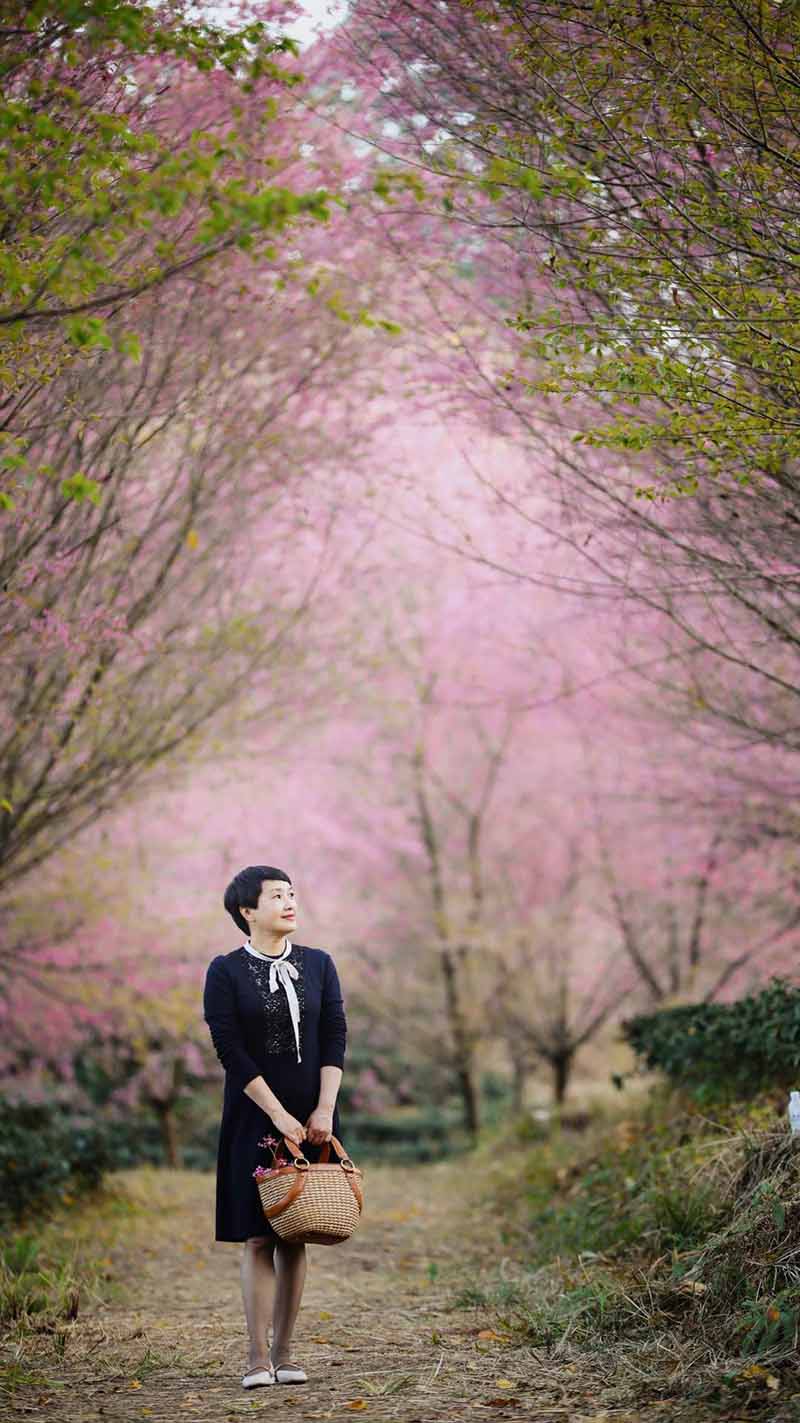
[{"left": 2, "top": 1158, "right": 734, "bottom": 1423}]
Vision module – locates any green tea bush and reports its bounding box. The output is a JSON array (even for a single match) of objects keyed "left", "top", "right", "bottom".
[
  {"left": 345, "top": 1103, "right": 467, "bottom": 1163},
  {"left": 0, "top": 1098, "right": 116, "bottom": 1223},
  {"left": 622, "top": 977, "right": 800, "bottom": 1101}
]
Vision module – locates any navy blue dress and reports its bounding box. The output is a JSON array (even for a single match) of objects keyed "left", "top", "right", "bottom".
[{"left": 203, "top": 943, "right": 347, "bottom": 1242}]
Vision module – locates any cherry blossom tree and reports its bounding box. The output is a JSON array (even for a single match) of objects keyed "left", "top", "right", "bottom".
[
  {"left": 326, "top": 0, "right": 800, "bottom": 865},
  {"left": 0, "top": 0, "right": 320, "bottom": 344},
  {"left": 0, "top": 12, "right": 409, "bottom": 897}
]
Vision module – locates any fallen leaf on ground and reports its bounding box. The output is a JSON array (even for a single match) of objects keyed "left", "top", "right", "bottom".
[{"left": 737, "top": 1362, "right": 780, "bottom": 1389}]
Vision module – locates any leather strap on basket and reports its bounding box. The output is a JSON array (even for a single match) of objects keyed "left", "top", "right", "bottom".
[
  {"left": 260, "top": 1169, "right": 308, "bottom": 1219},
  {"left": 280, "top": 1135, "right": 363, "bottom": 1212}
]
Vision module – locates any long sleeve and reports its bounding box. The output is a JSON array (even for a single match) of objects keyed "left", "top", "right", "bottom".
[
  {"left": 203, "top": 955, "right": 261, "bottom": 1089},
  {"left": 319, "top": 953, "right": 347, "bottom": 1070}
]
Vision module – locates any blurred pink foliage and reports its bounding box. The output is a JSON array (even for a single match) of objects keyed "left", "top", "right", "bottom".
[{"left": 2, "top": 0, "right": 799, "bottom": 1116}]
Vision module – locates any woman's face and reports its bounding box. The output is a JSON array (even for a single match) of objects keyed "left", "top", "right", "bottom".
[{"left": 249, "top": 878, "right": 297, "bottom": 935}]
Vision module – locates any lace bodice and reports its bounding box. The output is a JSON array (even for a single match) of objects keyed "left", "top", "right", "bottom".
[{"left": 243, "top": 944, "right": 306, "bottom": 1056}]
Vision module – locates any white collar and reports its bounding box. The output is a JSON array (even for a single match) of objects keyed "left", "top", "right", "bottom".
[{"left": 244, "top": 939, "right": 292, "bottom": 962}]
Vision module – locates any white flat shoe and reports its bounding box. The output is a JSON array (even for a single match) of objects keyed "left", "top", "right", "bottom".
[
  {"left": 242, "top": 1365, "right": 276, "bottom": 1388},
  {"left": 273, "top": 1361, "right": 308, "bottom": 1384}
]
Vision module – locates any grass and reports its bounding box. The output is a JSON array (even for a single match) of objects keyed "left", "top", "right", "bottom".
[
  {"left": 454, "top": 1084, "right": 800, "bottom": 1417},
  {"left": 0, "top": 1176, "right": 144, "bottom": 1346},
  {"left": 0, "top": 1169, "right": 187, "bottom": 1417}
]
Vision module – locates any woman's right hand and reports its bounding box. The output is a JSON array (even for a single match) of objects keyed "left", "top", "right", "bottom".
[{"left": 271, "top": 1109, "right": 306, "bottom": 1145}]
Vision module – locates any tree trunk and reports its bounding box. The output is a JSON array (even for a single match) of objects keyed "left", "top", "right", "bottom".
[
  {"left": 154, "top": 1100, "right": 182, "bottom": 1169},
  {"left": 440, "top": 943, "right": 480, "bottom": 1138},
  {"left": 151, "top": 1057, "right": 185, "bottom": 1169},
  {"left": 510, "top": 1054, "right": 527, "bottom": 1114},
  {"left": 457, "top": 1056, "right": 481, "bottom": 1139},
  {"left": 552, "top": 1050, "right": 573, "bottom": 1106}
]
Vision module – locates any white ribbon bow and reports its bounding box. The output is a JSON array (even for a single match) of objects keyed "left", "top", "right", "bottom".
[
  {"left": 268, "top": 947, "right": 302, "bottom": 1064},
  {"left": 246, "top": 939, "right": 302, "bottom": 1063}
]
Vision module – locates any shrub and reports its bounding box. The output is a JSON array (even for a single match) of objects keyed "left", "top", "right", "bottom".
[
  {"left": 622, "top": 978, "right": 800, "bottom": 1101},
  {"left": 345, "top": 1104, "right": 467, "bottom": 1163},
  {"left": 0, "top": 1098, "right": 116, "bottom": 1224}
]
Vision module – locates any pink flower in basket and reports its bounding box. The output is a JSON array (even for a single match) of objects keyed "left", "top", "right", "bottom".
[{"left": 253, "top": 1157, "right": 292, "bottom": 1182}]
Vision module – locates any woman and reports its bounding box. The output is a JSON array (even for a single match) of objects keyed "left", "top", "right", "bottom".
[{"left": 203, "top": 864, "right": 347, "bottom": 1390}]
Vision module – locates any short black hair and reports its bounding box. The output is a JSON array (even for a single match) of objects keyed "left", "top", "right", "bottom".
[{"left": 223, "top": 865, "right": 292, "bottom": 936}]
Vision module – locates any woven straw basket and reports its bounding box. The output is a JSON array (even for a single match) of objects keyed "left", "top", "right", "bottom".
[{"left": 256, "top": 1134, "right": 364, "bottom": 1245}]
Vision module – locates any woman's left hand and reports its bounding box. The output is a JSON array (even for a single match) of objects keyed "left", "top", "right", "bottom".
[{"left": 306, "top": 1105, "right": 334, "bottom": 1144}]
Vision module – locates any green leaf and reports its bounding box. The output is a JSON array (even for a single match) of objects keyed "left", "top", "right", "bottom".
[
  {"left": 117, "top": 330, "right": 142, "bottom": 363},
  {"left": 60, "top": 472, "right": 102, "bottom": 505},
  {"left": 65, "top": 316, "right": 113, "bottom": 351}
]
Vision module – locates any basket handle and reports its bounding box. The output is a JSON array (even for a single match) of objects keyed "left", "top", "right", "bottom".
[
  {"left": 280, "top": 1134, "right": 363, "bottom": 1213},
  {"left": 282, "top": 1134, "right": 354, "bottom": 1166}
]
